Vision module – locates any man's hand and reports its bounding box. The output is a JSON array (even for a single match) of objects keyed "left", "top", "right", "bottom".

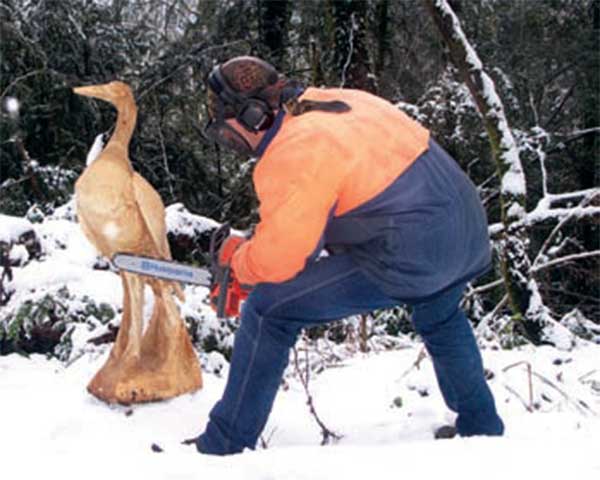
[
  {"left": 218, "top": 235, "right": 246, "bottom": 266},
  {"left": 209, "top": 271, "right": 251, "bottom": 317},
  {"left": 209, "top": 231, "right": 250, "bottom": 317}
]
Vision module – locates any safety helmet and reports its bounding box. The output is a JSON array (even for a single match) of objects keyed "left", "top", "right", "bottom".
[{"left": 203, "top": 56, "right": 286, "bottom": 155}]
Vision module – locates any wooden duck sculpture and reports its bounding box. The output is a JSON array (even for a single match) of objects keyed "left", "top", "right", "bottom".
[{"left": 74, "top": 81, "right": 202, "bottom": 404}]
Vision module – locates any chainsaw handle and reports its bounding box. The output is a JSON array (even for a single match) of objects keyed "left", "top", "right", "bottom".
[
  {"left": 209, "top": 222, "right": 231, "bottom": 270},
  {"left": 216, "top": 265, "right": 231, "bottom": 319}
]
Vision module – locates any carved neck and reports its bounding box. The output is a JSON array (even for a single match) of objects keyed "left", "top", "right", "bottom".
[{"left": 110, "top": 101, "right": 137, "bottom": 149}]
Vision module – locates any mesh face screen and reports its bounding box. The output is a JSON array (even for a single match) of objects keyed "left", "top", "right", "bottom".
[
  {"left": 207, "top": 88, "right": 235, "bottom": 120},
  {"left": 204, "top": 120, "right": 253, "bottom": 156}
]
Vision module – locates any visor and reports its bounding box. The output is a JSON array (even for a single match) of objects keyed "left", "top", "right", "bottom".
[
  {"left": 207, "top": 88, "right": 235, "bottom": 120},
  {"left": 203, "top": 119, "right": 254, "bottom": 156}
]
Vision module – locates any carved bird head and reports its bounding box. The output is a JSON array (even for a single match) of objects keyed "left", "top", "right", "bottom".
[{"left": 73, "top": 81, "right": 134, "bottom": 106}]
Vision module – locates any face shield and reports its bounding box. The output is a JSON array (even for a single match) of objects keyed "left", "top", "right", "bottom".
[
  {"left": 203, "top": 119, "right": 255, "bottom": 155},
  {"left": 202, "top": 88, "right": 256, "bottom": 156},
  {"left": 203, "top": 87, "right": 273, "bottom": 156}
]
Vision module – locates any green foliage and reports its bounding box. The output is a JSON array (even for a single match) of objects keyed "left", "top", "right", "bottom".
[
  {"left": 0, "top": 286, "right": 116, "bottom": 360},
  {"left": 187, "top": 313, "right": 237, "bottom": 361}
]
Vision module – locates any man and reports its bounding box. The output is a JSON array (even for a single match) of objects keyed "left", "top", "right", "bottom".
[{"left": 195, "top": 56, "right": 504, "bottom": 455}]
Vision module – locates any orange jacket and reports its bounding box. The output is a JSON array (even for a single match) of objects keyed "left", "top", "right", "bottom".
[{"left": 232, "top": 87, "right": 430, "bottom": 285}]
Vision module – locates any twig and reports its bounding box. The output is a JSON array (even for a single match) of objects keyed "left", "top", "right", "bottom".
[
  {"left": 0, "top": 69, "right": 50, "bottom": 102},
  {"left": 137, "top": 40, "right": 251, "bottom": 100},
  {"left": 467, "top": 278, "right": 503, "bottom": 297},
  {"left": 396, "top": 347, "right": 427, "bottom": 382},
  {"left": 532, "top": 250, "right": 600, "bottom": 273},
  {"left": 292, "top": 345, "right": 342, "bottom": 445},
  {"left": 359, "top": 314, "right": 369, "bottom": 353},
  {"left": 502, "top": 360, "right": 534, "bottom": 411},
  {"left": 0, "top": 174, "right": 36, "bottom": 192},
  {"left": 531, "top": 370, "right": 596, "bottom": 417},
  {"left": 0, "top": 248, "right": 14, "bottom": 306},
  {"left": 502, "top": 361, "right": 597, "bottom": 416},
  {"left": 259, "top": 427, "right": 277, "bottom": 450},
  {"left": 474, "top": 294, "right": 508, "bottom": 341},
  {"left": 533, "top": 192, "right": 600, "bottom": 267},
  {"left": 503, "top": 384, "right": 533, "bottom": 413},
  {"left": 578, "top": 370, "right": 598, "bottom": 384},
  {"left": 154, "top": 98, "right": 175, "bottom": 201}
]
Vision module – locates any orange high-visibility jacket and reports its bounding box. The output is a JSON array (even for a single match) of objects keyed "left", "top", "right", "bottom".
[{"left": 232, "top": 87, "right": 430, "bottom": 285}]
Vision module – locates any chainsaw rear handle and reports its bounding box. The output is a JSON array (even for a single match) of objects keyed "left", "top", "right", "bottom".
[
  {"left": 215, "top": 265, "right": 231, "bottom": 319},
  {"left": 209, "top": 223, "right": 232, "bottom": 319},
  {"left": 209, "top": 222, "right": 252, "bottom": 318},
  {"left": 210, "top": 222, "right": 243, "bottom": 318},
  {"left": 209, "top": 222, "right": 232, "bottom": 268}
]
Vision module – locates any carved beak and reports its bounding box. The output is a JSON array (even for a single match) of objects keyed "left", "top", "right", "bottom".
[{"left": 73, "top": 84, "right": 112, "bottom": 102}]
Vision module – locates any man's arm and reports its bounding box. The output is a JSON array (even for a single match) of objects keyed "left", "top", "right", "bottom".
[{"left": 232, "top": 136, "right": 347, "bottom": 285}]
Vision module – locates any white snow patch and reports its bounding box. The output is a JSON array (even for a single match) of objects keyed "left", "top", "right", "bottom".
[
  {"left": 0, "top": 214, "right": 33, "bottom": 243},
  {"left": 0, "top": 346, "right": 599, "bottom": 479},
  {"left": 506, "top": 201, "right": 526, "bottom": 221},
  {"left": 501, "top": 166, "right": 527, "bottom": 197},
  {"left": 86, "top": 133, "right": 106, "bottom": 166},
  {"left": 4, "top": 96, "right": 20, "bottom": 117},
  {"left": 166, "top": 202, "right": 221, "bottom": 236},
  {"left": 8, "top": 244, "right": 29, "bottom": 265}
]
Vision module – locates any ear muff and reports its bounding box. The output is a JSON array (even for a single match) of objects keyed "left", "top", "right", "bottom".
[
  {"left": 237, "top": 98, "right": 273, "bottom": 132},
  {"left": 207, "top": 65, "right": 274, "bottom": 133}
]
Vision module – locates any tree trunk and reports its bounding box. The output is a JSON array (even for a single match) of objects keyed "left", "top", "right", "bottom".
[
  {"left": 330, "top": 0, "right": 376, "bottom": 92},
  {"left": 423, "top": 0, "right": 545, "bottom": 341},
  {"left": 257, "top": 0, "right": 290, "bottom": 67},
  {"left": 375, "top": 0, "right": 390, "bottom": 77}
]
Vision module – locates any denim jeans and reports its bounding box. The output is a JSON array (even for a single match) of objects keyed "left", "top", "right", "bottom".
[{"left": 196, "top": 254, "right": 504, "bottom": 455}]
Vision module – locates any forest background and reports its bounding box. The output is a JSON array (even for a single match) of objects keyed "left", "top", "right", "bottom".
[{"left": 0, "top": 0, "right": 598, "bottom": 356}]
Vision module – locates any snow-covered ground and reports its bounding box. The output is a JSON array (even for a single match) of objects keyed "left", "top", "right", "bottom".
[
  {"left": 0, "top": 345, "right": 599, "bottom": 479},
  {"left": 1, "top": 204, "right": 599, "bottom": 479}
]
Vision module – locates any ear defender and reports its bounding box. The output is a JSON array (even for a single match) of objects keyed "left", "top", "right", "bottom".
[
  {"left": 207, "top": 65, "right": 274, "bottom": 133},
  {"left": 236, "top": 98, "right": 273, "bottom": 132}
]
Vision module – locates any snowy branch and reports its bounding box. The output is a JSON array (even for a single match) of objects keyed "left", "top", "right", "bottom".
[
  {"left": 489, "top": 188, "right": 600, "bottom": 236},
  {"left": 533, "top": 192, "right": 600, "bottom": 266},
  {"left": 532, "top": 251, "right": 600, "bottom": 274}
]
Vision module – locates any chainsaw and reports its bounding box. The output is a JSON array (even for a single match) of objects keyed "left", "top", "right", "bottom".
[{"left": 112, "top": 223, "right": 247, "bottom": 319}]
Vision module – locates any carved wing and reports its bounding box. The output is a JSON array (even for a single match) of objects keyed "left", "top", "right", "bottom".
[{"left": 131, "top": 172, "right": 171, "bottom": 260}]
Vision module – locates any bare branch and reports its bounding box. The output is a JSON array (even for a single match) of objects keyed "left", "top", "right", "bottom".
[
  {"left": 502, "top": 361, "right": 534, "bottom": 412},
  {"left": 0, "top": 69, "right": 49, "bottom": 103},
  {"left": 544, "top": 84, "right": 575, "bottom": 128},
  {"left": 532, "top": 250, "right": 600, "bottom": 274},
  {"left": 467, "top": 278, "right": 503, "bottom": 296},
  {"left": 292, "top": 345, "right": 343, "bottom": 445},
  {"left": 533, "top": 191, "right": 600, "bottom": 266}
]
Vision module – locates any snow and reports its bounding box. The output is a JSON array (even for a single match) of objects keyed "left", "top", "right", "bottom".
[
  {"left": 0, "top": 346, "right": 599, "bottom": 479},
  {"left": 165, "top": 202, "right": 220, "bottom": 237},
  {"left": 3, "top": 96, "right": 20, "bottom": 117},
  {"left": 0, "top": 213, "right": 33, "bottom": 243},
  {"left": 506, "top": 201, "right": 526, "bottom": 221},
  {"left": 8, "top": 243, "right": 29, "bottom": 265},
  {"left": 1, "top": 198, "right": 600, "bottom": 479},
  {"left": 86, "top": 133, "right": 106, "bottom": 165}
]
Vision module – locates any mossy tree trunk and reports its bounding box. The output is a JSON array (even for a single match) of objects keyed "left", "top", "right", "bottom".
[{"left": 424, "top": 0, "right": 546, "bottom": 341}]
